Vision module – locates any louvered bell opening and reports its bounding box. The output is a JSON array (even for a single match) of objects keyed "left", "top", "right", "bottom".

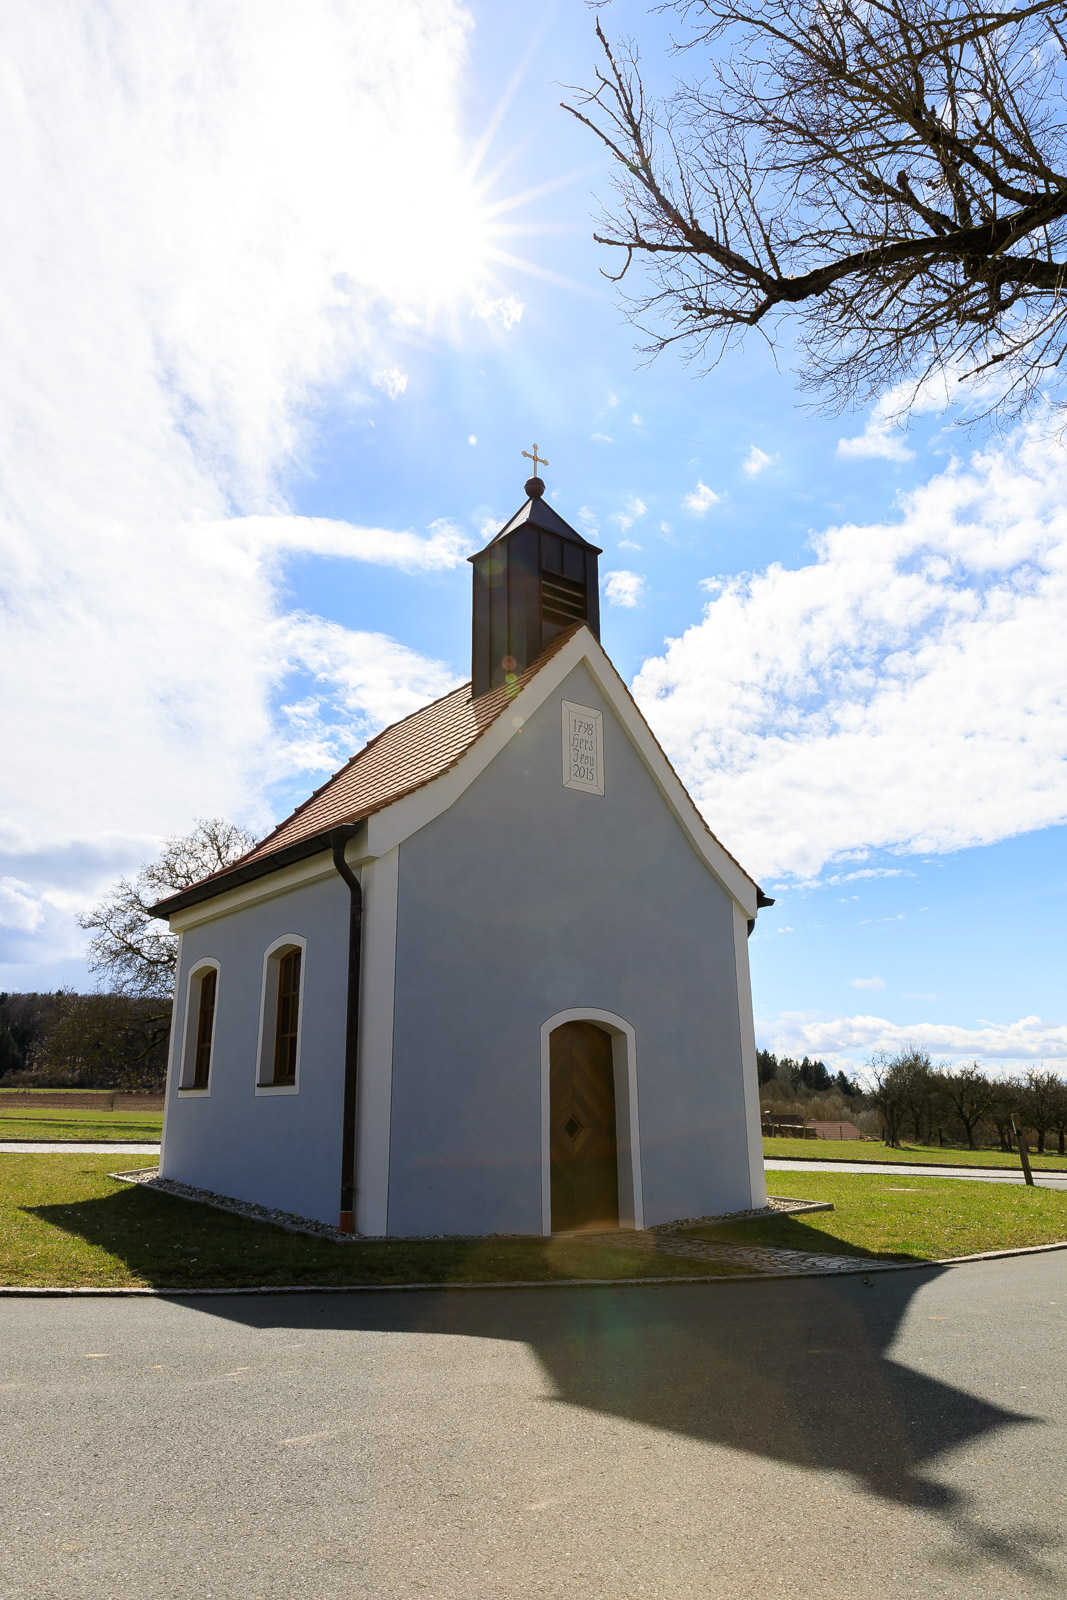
[{"left": 541, "top": 569, "right": 587, "bottom": 634}]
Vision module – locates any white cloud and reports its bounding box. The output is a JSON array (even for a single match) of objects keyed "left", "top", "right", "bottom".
[
  {"left": 222, "top": 515, "right": 474, "bottom": 572},
  {"left": 591, "top": 432, "right": 614, "bottom": 444},
  {"left": 603, "top": 570, "right": 647, "bottom": 608},
  {"left": 0, "top": 0, "right": 481, "bottom": 976},
  {"left": 0, "top": 878, "right": 45, "bottom": 934},
  {"left": 683, "top": 479, "right": 721, "bottom": 514},
  {"left": 612, "top": 496, "right": 647, "bottom": 534},
  {"left": 272, "top": 615, "right": 461, "bottom": 777},
  {"left": 832, "top": 868, "right": 912, "bottom": 883},
  {"left": 837, "top": 412, "right": 916, "bottom": 461},
  {"left": 765, "top": 1011, "right": 1067, "bottom": 1065},
  {"left": 850, "top": 977, "right": 886, "bottom": 990},
  {"left": 742, "top": 446, "right": 775, "bottom": 477},
  {"left": 607, "top": 392, "right": 619, "bottom": 407},
  {"left": 372, "top": 366, "right": 409, "bottom": 400},
  {"left": 631, "top": 413, "right": 643, "bottom": 426},
  {"left": 633, "top": 427, "right": 1067, "bottom": 880},
  {"left": 470, "top": 286, "right": 524, "bottom": 330},
  {"left": 837, "top": 368, "right": 984, "bottom": 460}
]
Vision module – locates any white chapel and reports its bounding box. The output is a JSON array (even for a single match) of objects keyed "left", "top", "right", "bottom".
[{"left": 153, "top": 463, "right": 772, "bottom": 1236}]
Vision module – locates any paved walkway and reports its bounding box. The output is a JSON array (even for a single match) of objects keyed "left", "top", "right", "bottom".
[
  {"left": 578, "top": 1228, "right": 880, "bottom": 1275},
  {"left": 767, "top": 1157, "right": 1067, "bottom": 1189},
  {"left": 0, "top": 1141, "right": 161, "bottom": 1154}
]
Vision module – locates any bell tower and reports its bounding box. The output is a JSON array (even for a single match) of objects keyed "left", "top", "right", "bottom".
[{"left": 469, "top": 452, "right": 601, "bottom": 699}]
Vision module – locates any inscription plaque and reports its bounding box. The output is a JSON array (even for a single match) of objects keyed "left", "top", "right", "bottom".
[{"left": 562, "top": 700, "right": 604, "bottom": 795}]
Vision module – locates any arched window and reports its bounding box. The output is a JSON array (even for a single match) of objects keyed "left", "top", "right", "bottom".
[
  {"left": 256, "top": 936, "right": 306, "bottom": 1093},
  {"left": 273, "top": 948, "right": 301, "bottom": 1084},
  {"left": 179, "top": 961, "right": 220, "bottom": 1093}
]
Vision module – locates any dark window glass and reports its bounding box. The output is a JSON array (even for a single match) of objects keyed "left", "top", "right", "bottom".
[
  {"left": 192, "top": 968, "right": 216, "bottom": 1089},
  {"left": 273, "top": 948, "right": 301, "bottom": 1084}
]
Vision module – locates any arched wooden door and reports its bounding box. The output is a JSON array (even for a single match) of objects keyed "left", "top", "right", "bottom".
[{"left": 549, "top": 1020, "right": 619, "bottom": 1232}]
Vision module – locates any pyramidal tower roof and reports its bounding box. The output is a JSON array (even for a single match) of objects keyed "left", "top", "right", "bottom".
[{"left": 485, "top": 488, "right": 601, "bottom": 551}]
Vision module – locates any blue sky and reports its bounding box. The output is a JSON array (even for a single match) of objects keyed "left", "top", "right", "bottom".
[{"left": 1, "top": 0, "right": 1065, "bottom": 1072}]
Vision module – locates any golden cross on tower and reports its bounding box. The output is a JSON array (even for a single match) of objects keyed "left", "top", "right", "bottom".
[{"left": 522, "top": 443, "right": 549, "bottom": 477}]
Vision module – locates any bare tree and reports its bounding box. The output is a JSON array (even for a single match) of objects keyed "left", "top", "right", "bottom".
[
  {"left": 1051, "top": 1080, "right": 1067, "bottom": 1154},
  {"left": 938, "top": 1059, "right": 996, "bottom": 1147},
  {"left": 988, "top": 1074, "right": 1021, "bottom": 1149},
  {"left": 78, "top": 818, "right": 256, "bottom": 1000},
  {"left": 29, "top": 991, "right": 171, "bottom": 1091},
  {"left": 565, "top": 1, "right": 1067, "bottom": 419},
  {"left": 863, "top": 1048, "right": 916, "bottom": 1145},
  {"left": 1017, "top": 1065, "right": 1063, "bottom": 1151}
]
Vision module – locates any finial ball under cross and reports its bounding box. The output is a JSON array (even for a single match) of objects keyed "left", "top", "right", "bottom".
[{"left": 522, "top": 442, "right": 548, "bottom": 499}]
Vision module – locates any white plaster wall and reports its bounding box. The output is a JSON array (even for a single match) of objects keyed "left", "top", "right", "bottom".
[
  {"left": 160, "top": 869, "right": 349, "bottom": 1225},
  {"left": 387, "top": 661, "right": 757, "bottom": 1235}
]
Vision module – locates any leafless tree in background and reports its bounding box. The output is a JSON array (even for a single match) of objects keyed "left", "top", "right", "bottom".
[
  {"left": 937, "top": 1058, "right": 996, "bottom": 1147},
  {"left": 78, "top": 818, "right": 255, "bottom": 1000},
  {"left": 565, "top": 1, "right": 1067, "bottom": 419}
]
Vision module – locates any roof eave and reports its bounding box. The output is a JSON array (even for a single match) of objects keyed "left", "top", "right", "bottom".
[{"left": 151, "top": 822, "right": 362, "bottom": 921}]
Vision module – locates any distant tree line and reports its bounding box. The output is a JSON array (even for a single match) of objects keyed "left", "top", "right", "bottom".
[
  {"left": 0, "top": 819, "right": 256, "bottom": 1095},
  {"left": 865, "top": 1049, "right": 1067, "bottom": 1154},
  {"left": 0, "top": 991, "right": 170, "bottom": 1091},
  {"left": 757, "top": 1050, "right": 863, "bottom": 1100},
  {"left": 756, "top": 1044, "right": 1067, "bottom": 1152}
]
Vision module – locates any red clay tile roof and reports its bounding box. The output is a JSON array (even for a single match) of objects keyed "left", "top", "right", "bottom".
[
  {"left": 151, "top": 627, "right": 583, "bottom": 915},
  {"left": 238, "top": 625, "right": 583, "bottom": 869},
  {"left": 154, "top": 622, "right": 757, "bottom": 917}
]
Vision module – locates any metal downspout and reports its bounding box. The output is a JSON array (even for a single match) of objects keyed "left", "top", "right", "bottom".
[{"left": 330, "top": 827, "right": 363, "bottom": 1232}]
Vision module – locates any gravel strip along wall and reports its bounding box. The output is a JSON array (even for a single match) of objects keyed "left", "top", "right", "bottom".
[{"left": 110, "top": 1170, "right": 834, "bottom": 1245}]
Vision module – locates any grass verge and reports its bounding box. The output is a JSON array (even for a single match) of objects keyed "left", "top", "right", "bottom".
[
  {"left": 2, "top": 1155, "right": 1065, "bottom": 1289},
  {"left": 764, "top": 1136, "right": 1067, "bottom": 1172},
  {"left": 728, "top": 1169, "right": 1067, "bottom": 1260},
  {"left": 0, "top": 1156, "right": 754, "bottom": 1289},
  {"left": 0, "top": 1110, "right": 163, "bottom": 1142}
]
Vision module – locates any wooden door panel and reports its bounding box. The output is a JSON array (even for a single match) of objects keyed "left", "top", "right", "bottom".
[{"left": 550, "top": 1021, "right": 619, "bottom": 1232}]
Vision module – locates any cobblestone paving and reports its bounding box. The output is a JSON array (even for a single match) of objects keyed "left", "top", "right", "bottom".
[{"left": 576, "top": 1229, "right": 887, "bottom": 1275}]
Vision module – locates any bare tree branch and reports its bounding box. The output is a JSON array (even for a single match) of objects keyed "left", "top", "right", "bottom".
[
  {"left": 78, "top": 818, "right": 256, "bottom": 1000},
  {"left": 563, "top": 1, "right": 1067, "bottom": 416}
]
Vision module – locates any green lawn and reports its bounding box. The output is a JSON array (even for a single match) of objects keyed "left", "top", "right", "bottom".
[
  {"left": 740, "top": 1169, "right": 1067, "bottom": 1260},
  {"left": 0, "top": 1109, "right": 163, "bottom": 1142},
  {"left": 763, "top": 1135, "right": 1067, "bottom": 1172},
  {"left": 0, "top": 1156, "right": 753, "bottom": 1289},
  {"left": 2, "top": 1154, "right": 1065, "bottom": 1289}
]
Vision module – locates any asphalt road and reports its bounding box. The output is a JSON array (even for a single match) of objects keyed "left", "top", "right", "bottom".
[
  {"left": 767, "top": 1158, "right": 1067, "bottom": 1189},
  {"left": 2, "top": 1255, "right": 1065, "bottom": 1599}
]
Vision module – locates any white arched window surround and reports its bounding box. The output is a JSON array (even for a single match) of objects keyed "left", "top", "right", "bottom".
[
  {"left": 178, "top": 958, "right": 221, "bottom": 1095},
  {"left": 539, "top": 1007, "right": 643, "bottom": 1236},
  {"left": 255, "top": 934, "right": 307, "bottom": 1096}
]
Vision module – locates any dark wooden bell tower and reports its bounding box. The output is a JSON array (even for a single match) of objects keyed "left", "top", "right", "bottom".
[{"left": 469, "top": 472, "right": 602, "bottom": 699}]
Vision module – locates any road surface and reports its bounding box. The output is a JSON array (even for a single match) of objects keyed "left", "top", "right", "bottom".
[{"left": 1, "top": 1254, "right": 1065, "bottom": 1598}]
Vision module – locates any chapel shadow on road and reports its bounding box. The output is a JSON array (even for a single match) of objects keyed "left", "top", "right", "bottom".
[
  {"left": 32, "top": 1193, "right": 1054, "bottom": 1580},
  {"left": 200, "top": 1272, "right": 1057, "bottom": 1583},
  {"left": 210, "top": 1274, "right": 1042, "bottom": 1513}
]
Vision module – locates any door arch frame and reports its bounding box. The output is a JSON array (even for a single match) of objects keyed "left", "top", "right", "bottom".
[{"left": 539, "top": 1008, "right": 643, "bottom": 1235}]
